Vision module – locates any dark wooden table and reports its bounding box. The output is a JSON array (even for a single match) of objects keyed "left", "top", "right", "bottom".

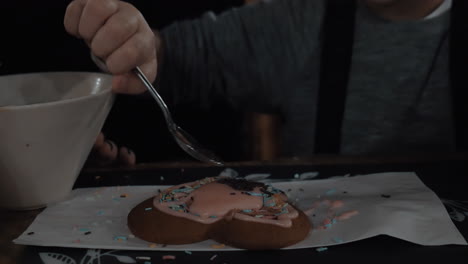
[{"left": 2, "top": 154, "right": 468, "bottom": 264}]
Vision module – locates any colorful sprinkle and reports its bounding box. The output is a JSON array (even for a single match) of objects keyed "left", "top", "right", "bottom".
[
  {"left": 246, "top": 192, "right": 264, "bottom": 197},
  {"left": 381, "top": 194, "right": 391, "bottom": 198},
  {"left": 330, "top": 200, "right": 344, "bottom": 209},
  {"left": 120, "top": 194, "right": 128, "bottom": 198},
  {"left": 84, "top": 231, "right": 92, "bottom": 235},
  {"left": 145, "top": 207, "right": 153, "bottom": 211},
  {"left": 333, "top": 237, "right": 344, "bottom": 243},
  {"left": 27, "top": 232, "right": 35, "bottom": 235},
  {"left": 210, "top": 254, "right": 218, "bottom": 261},
  {"left": 113, "top": 236, "right": 128, "bottom": 242},
  {"left": 162, "top": 255, "right": 176, "bottom": 260},
  {"left": 136, "top": 256, "right": 151, "bottom": 261},
  {"left": 148, "top": 243, "right": 158, "bottom": 248},
  {"left": 336, "top": 210, "right": 359, "bottom": 220},
  {"left": 325, "top": 189, "right": 337, "bottom": 196},
  {"left": 79, "top": 228, "right": 90, "bottom": 232},
  {"left": 316, "top": 247, "right": 328, "bottom": 252},
  {"left": 211, "top": 243, "right": 226, "bottom": 249},
  {"left": 97, "top": 210, "right": 105, "bottom": 216},
  {"left": 184, "top": 250, "right": 192, "bottom": 255}
]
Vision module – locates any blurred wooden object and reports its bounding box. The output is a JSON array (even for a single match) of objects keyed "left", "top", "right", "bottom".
[{"left": 248, "top": 112, "right": 281, "bottom": 160}]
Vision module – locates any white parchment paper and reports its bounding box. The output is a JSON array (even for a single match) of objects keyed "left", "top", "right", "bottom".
[{"left": 14, "top": 172, "right": 467, "bottom": 251}]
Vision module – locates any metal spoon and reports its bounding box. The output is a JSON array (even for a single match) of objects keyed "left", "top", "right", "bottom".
[{"left": 91, "top": 54, "right": 224, "bottom": 166}]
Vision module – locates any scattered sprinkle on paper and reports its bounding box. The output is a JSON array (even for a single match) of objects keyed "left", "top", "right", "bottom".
[
  {"left": 145, "top": 207, "right": 153, "bottom": 211},
  {"left": 162, "top": 255, "right": 176, "bottom": 260},
  {"left": 316, "top": 247, "right": 328, "bottom": 252},
  {"left": 113, "top": 236, "right": 128, "bottom": 242},
  {"left": 27, "top": 232, "right": 34, "bottom": 235},
  {"left": 184, "top": 250, "right": 192, "bottom": 255},
  {"left": 211, "top": 243, "right": 226, "bottom": 249},
  {"left": 210, "top": 254, "right": 218, "bottom": 261},
  {"left": 333, "top": 237, "right": 344, "bottom": 243}
]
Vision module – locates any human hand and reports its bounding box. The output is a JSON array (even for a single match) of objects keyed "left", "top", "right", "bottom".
[
  {"left": 64, "top": 0, "right": 158, "bottom": 94},
  {"left": 85, "top": 132, "right": 136, "bottom": 167}
]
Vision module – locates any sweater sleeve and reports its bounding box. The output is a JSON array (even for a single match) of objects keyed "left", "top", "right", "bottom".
[{"left": 157, "top": 0, "right": 325, "bottom": 112}]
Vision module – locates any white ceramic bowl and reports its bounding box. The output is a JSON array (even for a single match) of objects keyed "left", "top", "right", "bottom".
[{"left": 0, "top": 72, "right": 115, "bottom": 210}]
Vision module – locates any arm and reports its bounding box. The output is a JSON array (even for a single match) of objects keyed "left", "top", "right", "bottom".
[
  {"left": 157, "top": 0, "right": 325, "bottom": 112},
  {"left": 64, "top": 0, "right": 324, "bottom": 111}
]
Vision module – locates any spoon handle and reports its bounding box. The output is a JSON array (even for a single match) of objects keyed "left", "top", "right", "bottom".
[{"left": 132, "top": 67, "right": 176, "bottom": 133}]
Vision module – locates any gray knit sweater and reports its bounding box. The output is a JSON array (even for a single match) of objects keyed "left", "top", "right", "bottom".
[{"left": 158, "top": 0, "right": 454, "bottom": 157}]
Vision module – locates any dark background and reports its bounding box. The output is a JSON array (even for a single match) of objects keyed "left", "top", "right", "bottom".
[{"left": 0, "top": 0, "right": 249, "bottom": 163}]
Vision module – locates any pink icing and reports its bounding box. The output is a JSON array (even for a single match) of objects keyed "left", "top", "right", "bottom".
[
  {"left": 153, "top": 177, "right": 299, "bottom": 228},
  {"left": 188, "top": 183, "right": 263, "bottom": 218}
]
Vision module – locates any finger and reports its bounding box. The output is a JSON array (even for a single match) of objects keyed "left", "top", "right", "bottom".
[
  {"left": 111, "top": 59, "right": 156, "bottom": 94},
  {"left": 118, "top": 146, "right": 136, "bottom": 166},
  {"left": 64, "top": 0, "right": 88, "bottom": 37},
  {"left": 97, "top": 140, "right": 118, "bottom": 162},
  {"left": 105, "top": 29, "right": 156, "bottom": 74},
  {"left": 93, "top": 132, "right": 106, "bottom": 149},
  {"left": 78, "top": 0, "right": 119, "bottom": 41},
  {"left": 90, "top": 2, "right": 141, "bottom": 58}
]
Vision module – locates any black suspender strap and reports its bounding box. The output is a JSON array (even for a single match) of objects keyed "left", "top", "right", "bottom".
[
  {"left": 315, "top": 0, "right": 356, "bottom": 154},
  {"left": 450, "top": 0, "right": 468, "bottom": 151}
]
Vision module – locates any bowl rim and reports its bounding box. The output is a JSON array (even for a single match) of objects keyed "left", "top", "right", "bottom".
[{"left": 0, "top": 71, "right": 114, "bottom": 111}]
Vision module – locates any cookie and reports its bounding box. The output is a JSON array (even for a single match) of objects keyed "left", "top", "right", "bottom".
[{"left": 127, "top": 177, "right": 311, "bottom": 249}]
